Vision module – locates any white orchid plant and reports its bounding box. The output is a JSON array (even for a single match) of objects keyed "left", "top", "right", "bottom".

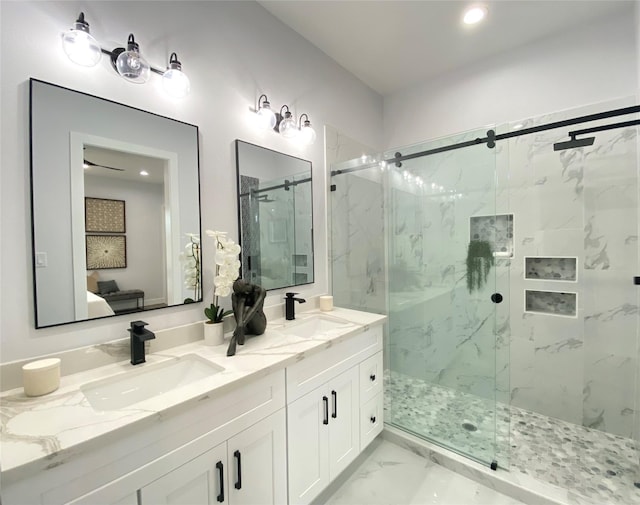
[
  {"left": 204, "top": 230, "right": 241, "bottom": 323},
  {"left": 181, "top": 233, "right": 201, "bottom": 303}
]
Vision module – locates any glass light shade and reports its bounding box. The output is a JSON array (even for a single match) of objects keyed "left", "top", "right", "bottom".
[
  {"left": 256, "top": 104, "right": 277, "bottom": 130},
  {"left": 115, "top": 37, "right": 150, "bottom": 83},
  {"left": 298, "top": 122, "right": 316, "bottom": 145},
  {"left": 279, "top": 113, "right": 298, "bottom": 139},
  {"left": 463, "top": 6, "right": 487, "bottom": 25},
  {"left": 163, "top": 68, "right": 190, "bottom": 98},
  {"left": 62, "top": 20, "right": 101, "bottom": 67}
]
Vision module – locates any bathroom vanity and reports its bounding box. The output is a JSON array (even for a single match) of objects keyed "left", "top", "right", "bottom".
[{"left": 0, "top": 308, "right": 385, "bottom": 505}]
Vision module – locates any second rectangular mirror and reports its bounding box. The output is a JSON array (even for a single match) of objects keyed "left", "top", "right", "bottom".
[{"left": 235, "top": 140, "right": 314, "bottom": 291}]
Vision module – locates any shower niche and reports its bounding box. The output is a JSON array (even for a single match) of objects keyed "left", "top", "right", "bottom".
[
  {"left": 469, "top": 214, "right": 514, "bottom": 258},
  {"left": 524, "top": 257, "right": 577, "bottom": 282},
  {"left": 525, "top": 289, "right": 577, "bottom": 317}
]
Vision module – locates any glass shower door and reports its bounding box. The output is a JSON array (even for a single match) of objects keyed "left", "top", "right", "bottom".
[{"left": 385, "top": 128, "right": 505, "bottom": 467}]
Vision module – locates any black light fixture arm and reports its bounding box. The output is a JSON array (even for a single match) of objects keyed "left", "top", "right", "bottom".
[
  {"left": 298, "top": 113, "right": 310, "bottom": 128},
  {"left": 257, "top": 94, "right": 269, "bottom": 111}
]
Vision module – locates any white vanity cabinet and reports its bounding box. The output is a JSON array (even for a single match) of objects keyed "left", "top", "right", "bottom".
[
  {"left": 140, "top": 409, "right": 287, "bottom": 505},
  {"left": 4, "top": 370, "right": 287, "bottom": 505},
  {"left": 286, "top": 325, "right": 383, "bottom": 505}
]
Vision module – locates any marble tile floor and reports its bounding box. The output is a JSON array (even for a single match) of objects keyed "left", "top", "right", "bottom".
[
  {"left": 385, "top": 371, "right": 640, "bottom": 505},
  {"left": 324, "top": 438, "right": 526, "bottom": 505}
]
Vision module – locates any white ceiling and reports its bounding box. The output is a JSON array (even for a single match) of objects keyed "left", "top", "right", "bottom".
[
  {"left": 84, "top": 146, "right": 166, "bottom": 184},
  {"left": 259, "top": 0, "right": 634, "bottom": 95}
]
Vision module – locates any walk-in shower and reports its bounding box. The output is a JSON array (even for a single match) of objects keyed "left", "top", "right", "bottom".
[{"left": 329, "top": 98, "right": 640, "bottom": 505}]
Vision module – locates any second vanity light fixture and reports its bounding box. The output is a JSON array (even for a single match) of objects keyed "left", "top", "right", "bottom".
[
  {"left": 255, "top": 94, "right": 316, "bottom": 146},
  {"left": 61, "top": 12, "right": 191, "bottom": 98}
]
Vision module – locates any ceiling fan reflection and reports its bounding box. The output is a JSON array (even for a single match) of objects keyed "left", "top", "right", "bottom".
[{"left": 83, "top": 159, "right": 125, "bottom": 171}]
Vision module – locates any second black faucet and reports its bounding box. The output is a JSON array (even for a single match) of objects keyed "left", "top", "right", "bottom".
[{"left": 284, "top": 292, "right": 306, "bottom": 320}]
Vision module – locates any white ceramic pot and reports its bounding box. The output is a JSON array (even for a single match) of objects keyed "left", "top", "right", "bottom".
[{"left": 203, "top": 321, "right": 225, "bottom": 346}]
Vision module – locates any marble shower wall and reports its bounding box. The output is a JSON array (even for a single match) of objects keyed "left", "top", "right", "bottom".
[
  {"left": 504, "top": 98, "right": 639, "bottom": 438},
  {"left": 328, "top": 101, "right": 639, "bottom": 442},
  {"left": 327, "top": 126, "right": 386, "bottom": 315}
]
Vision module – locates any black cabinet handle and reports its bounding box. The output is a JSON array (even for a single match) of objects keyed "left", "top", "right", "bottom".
[
  {"left": 331, "top": 390, "right": 337, "bottom": 419},
  {"left": 234, "top": 450, "right": 242, "bottom": 490},
  {"left": 370, "top": 373, "right": 376, "bottom": 381},
  {"left": 322, "top": 396, "right": 329, "bottom": 425},
  {"left": 370, "top": 416, "right": 376, "bottom": 423},
  {"left": 216, "top": 461, "right": 224, "bottom": 502}
]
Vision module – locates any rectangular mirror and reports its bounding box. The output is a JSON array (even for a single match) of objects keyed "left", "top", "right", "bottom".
[
  {"left": 30, "top": 79, "right": 201, "bottom": 328},
  {"left": 235, "top": 140, "right": 314, "bottom": 291}
]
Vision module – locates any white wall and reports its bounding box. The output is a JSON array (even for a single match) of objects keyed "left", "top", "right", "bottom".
[
  {"left": 0, "top": 1, "right": 383, "bottom": 362},
  {"left": 384, "top": 9, "right": 639, "bottom": 148}
]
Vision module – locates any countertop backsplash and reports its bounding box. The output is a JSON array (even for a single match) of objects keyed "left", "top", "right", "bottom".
[{"left": 0, "top": 295, "right": 321, "bottom": 392}]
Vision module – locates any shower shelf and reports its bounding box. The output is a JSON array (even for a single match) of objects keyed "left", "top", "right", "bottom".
[
  {"left": 524, "top": 257, "right": 577, "bottom": 282},
  {"left": 525, "top": 290, "right": 577, "bottom": 317}
]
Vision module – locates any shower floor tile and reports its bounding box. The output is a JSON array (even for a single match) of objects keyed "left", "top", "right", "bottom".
[{"left": 385, "top": 371, "right": 640, "bottom": 505}]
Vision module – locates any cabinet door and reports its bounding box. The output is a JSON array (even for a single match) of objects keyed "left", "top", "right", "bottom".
[
  {"left": 227, "top": 409, "right": 287, "bottom": 505},
  {"left": 67, "top": 488, "right": 137, "bottom": 505},
  {"left": 328, "top": 366, "right": 360, "bottom": 479},
  {"left": 140, "top": 442, "right": 228, "bottom": 505},
  {"left": 287, "top": 386, "right": 330, "bottom": 505}
]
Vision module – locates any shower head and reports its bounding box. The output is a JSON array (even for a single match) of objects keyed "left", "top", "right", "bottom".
[{"left": 553, "top": 135, "right": 595, "bottom": 151}]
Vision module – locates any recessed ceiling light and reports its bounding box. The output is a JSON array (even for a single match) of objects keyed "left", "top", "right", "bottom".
[
  {"left": 140, "top": 170, "right": 149, "bottom": 176},
  {"left": 463, "top": 5, "right": 487, "bottom": 25}
]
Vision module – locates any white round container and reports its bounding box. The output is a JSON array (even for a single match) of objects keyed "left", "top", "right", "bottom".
[
  {"left": 22, "top": 358, "right": 61, "bottom": 397},
  {"left": 319, "top": 295, "right": 334, "bottom": 311}
]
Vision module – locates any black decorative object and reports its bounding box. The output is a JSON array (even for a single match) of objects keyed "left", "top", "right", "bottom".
[
  {"left": 466, "top": 240, "right": 494, "bottom": 292},
  {"left": 227, "top": 279, "right": 267, "bottom": 357}
]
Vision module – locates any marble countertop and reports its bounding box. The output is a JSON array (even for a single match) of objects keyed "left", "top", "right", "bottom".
[{"left": 0, "top": 308, "right": 386, "bottom": 484}]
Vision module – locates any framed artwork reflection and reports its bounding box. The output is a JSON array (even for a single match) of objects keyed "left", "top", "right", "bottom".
[
  {"left": 85, "top": 197, "right": 126, "bottom": 233},
  {"left": 86, "top": 235, "right": 127, "bottom": 269}
]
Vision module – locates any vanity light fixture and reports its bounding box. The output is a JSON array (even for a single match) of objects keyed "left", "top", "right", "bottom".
[
  {"left": 278, "top": 105, "right": 298, "bottom": 139},
  {"left": 297, "top": 113, "right": 316, "bottom": 145},
  {"left": 255, "top": 94, "right": 277, "bottom": 130},
  {"left": 61, "top": 12, "right": 102, "bottom": 67},
  {"left": 113, "top": 34, "right": 150, "bottom": 83},
  {"left": 62, "top": 13, "right": 190, "bottom": 97},
  {"left": 162, "top": 53, "right": 191, "bottom": 98}
]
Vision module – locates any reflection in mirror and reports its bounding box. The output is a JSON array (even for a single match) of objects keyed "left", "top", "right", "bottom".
[
  {"left": 30, "top": 79, "right": 201, "bottom": 328},
  {"left": 235, "top": 140, "right": 313, "bottom": 291}
]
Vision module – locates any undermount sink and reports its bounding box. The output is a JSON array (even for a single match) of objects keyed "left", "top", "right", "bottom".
[
  {"left": 81, "top": 354, "right": 224, "bottom": 411},
  {"left": 279, "top": 315, "right": 352, "bottom": 338}
]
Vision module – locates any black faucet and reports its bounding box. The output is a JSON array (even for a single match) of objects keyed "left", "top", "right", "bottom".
[
  {"left": 284, "top": 292, "right": 306, "bottom": 320},
  {"left": 128, "top": 320, "right": 155, "bottom": 365}
]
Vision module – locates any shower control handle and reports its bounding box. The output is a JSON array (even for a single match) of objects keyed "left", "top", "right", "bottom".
[{"left": 491, "top": 293, "right": 503, "bottom": 304}]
